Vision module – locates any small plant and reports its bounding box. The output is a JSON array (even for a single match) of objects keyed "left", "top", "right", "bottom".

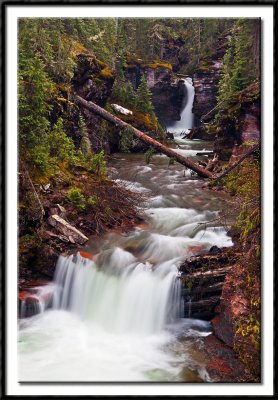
[
  {"left": 168, "top": 157, "right": 175, "bottom": 166},
  {"left": 87, "top": 195, "right": 97, "bottom": 207},
  {"left": 89, "top": 150, "right": 107, "bottom": 176},
  {"left": 145, "top": 147, "right": 155, "bottom": 164},
  {"left": 67, "top": 187, "right": 86, "bottom": 210}
]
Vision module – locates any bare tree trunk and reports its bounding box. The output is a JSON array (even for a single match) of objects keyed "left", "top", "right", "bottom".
[{"left": 75, "top": 95, "right": 214, "bottom": 179}]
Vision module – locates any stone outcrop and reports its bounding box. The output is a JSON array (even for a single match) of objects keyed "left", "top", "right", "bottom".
[
  {"left": 204, "top": 335, "right": 256, "bottom": 382},
  {"left": 229, "top": 81, "right": 261, "bottom": 163},
  {"left": 179, "top": 247, "right": 236, "bottom": 320},
  {"left": 192, "top": 33, "right": 231, "bottom": 123},
  {"left": 151, "top": 78, "right": 186, "bottom": 124},
  {"left": 50, "top": 53, "right": 115, "bottom": 154},
  {"left": 215, "top": 80, "right": 261, "bottom": 161},
  {"left": 125, "top": 57, "right": 185, "bottom": 123},
  {"left": 180, "top": 247, "right": 260, "bottom": 381},
  {"left": 210, "top": 261, "right": 260, "bottom": 379}
]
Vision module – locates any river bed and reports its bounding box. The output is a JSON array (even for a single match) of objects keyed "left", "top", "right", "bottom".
[{"left": 18, "top": 78, "right": 235, "bottom": 383}]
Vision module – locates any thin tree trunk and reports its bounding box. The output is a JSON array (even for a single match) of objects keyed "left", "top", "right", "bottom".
[
  {"left": 214, "top": 144, "right": 260, "bottom": 183},
  {"left": 75, "top": 95, "right": 214, "bottom": 178}
]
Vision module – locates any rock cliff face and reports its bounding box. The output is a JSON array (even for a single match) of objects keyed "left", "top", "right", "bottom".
[
  {"left": 215, "top": 80, "right": 260, "bottom": 161},
  {"left": 160, "top": 38, "right": 187, "bottom": 72},
  {"left": 151, "top": 79, "right": 186, "bottom": 124},
  {"left": 192, "top": 33, "right": 231, "bottom": 123},
  {"left": 125, "top": 58, "right": 184, "bottom": 124},
  {"left": 229, "top": 82, "right": 260, "bottom": 163},
  {"left": 211, "top": 260, "right": 260, "bottom": 380}
]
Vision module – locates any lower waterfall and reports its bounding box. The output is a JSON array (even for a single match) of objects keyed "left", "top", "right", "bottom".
[{"left": 51, "top": 251, "right": 182, "bottom": 335}]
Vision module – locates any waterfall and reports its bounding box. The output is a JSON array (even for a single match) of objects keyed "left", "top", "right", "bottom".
[
  {"left": 50, "top": 250, "right": 182, "bottom": 335},
  {"left": 167, "top": 77, "right": 195, "bottom": 134},
  {"left": 188, "top": 297, "right": 192, "bottom": 319}
]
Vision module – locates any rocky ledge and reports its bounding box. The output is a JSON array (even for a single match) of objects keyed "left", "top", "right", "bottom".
[
  {"left": 179, "top": 243, "right": 260, "bottom": 382},
  {"left": 192, "top": 32, "right": 231, "bottom": 123}
]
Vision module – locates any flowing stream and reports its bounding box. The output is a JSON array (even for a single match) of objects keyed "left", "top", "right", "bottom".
[{"left": 18, "top": 78, "right": 234, "bottom": 382}]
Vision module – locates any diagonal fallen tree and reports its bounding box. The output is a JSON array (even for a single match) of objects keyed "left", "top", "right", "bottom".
[{"left": 75, "top": 95, "right": 214, "bottom": 178}]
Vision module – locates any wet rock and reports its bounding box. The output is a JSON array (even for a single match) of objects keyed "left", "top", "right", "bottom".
[
  {"left": 204, "top": 335, "right": 256, "bottom": 382},
  {"left": 209, "top": 245, "right": 222, "bottom": 254},
  {"left": 179, "top": 249, "right": 236, "bottom": 320},
  {"left": 211, "top": 262, "right": 261, "bottom": 378},
  {"left": 166, "top": 132, "right": 174, "bottom": 140}
]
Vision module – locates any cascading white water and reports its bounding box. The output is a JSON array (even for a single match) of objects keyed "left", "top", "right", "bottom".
[
  {"left": 167, "top": 78, "right": 195, "bottom": 135},
  {"left": 51, "top": 250, "right": 182, "bottom": 334}
]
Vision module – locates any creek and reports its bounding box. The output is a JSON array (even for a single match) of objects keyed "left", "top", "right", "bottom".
[{"left": 18, "top": 78, "right": 234, "bottom": 382}]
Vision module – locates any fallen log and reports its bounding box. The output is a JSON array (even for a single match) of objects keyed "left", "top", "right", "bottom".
[
  {"left": 183, "top": 266, "right": 233, "bottom": 281},
  {"left": 75, "top": 95, "right": 214, "bottom": 178},
  {"left": 182, "top": 281, "right": 224, "bottom": 297}
]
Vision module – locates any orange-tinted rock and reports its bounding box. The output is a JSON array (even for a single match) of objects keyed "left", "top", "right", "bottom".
[
  {"left": 187, "top": 245, "right": 206, "bottom": 254},
  {"left": 79, "top": 250, "right": 94, "bottom": 260},
  {"left": 18, "top": 291, "right": 30, "bottom": 301}
]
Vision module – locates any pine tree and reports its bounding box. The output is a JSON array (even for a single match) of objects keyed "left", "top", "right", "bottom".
[{"left": 136, "top": 76, "right": 154, "bottom": 114}]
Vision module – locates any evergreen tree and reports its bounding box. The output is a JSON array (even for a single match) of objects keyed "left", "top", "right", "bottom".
[
  {"left": 136, "top": 76, "right": 154, "bottom": 114},
  {"left": 230, "top": 19, "right": 257, "bottom": 93},
  {"left": 217, "top": 19, "right": 258, "bottom": 109}
]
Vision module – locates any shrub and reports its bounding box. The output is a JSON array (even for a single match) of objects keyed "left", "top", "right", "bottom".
[
  {"left": 67, "top": 187, "right": 86, "bottom": 210},
  {"left": 119, "top": 126, "right": 134, "bottom": 153},
  {"left": 89, "top": 150, "right": 107, "bottom": 176},
  {"left": 87, "top": 195, "right": 97, "bottom": 207}
]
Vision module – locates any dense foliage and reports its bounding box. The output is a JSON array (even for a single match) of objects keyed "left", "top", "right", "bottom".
[
  {"left": 18, "top": 17, "right": 241, "bottom": 178},
  {"left": 217, "top": 19, "right": 260, "bottom": 109}
]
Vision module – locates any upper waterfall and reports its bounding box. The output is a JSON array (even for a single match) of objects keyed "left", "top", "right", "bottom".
[{"left": 167, "top": 77, "right": 195, "bottom": 134}]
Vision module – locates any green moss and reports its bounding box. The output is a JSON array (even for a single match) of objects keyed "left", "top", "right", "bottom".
[
  {"left": 125, "top": 54, "right": 172, "bottom": 70},
  {"left": 143, "top": 61, "right": 172, "bottom": 70},
  {"left": 183, "top": 278, "right": 193, "bottom": 292},
  {"left": 120, "top": 111, "right": 158, "bottom": 132},
  {"left": 99, "top": 67, "right": 113, "bottom": 79},
  {"left": 95, "top": 58, "right": 106, "bottom": 68},
  {"left": 198, "top": 65, "right": 210, "bottom": 72}
]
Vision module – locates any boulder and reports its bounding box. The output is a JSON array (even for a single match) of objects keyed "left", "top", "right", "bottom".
[{"left": 48, "top": 214, "right": 88, "bottom": 244}]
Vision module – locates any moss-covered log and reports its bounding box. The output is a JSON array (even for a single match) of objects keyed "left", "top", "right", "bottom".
[{"left": 75, "top": 95, "right": 214, "bottom": 178}]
